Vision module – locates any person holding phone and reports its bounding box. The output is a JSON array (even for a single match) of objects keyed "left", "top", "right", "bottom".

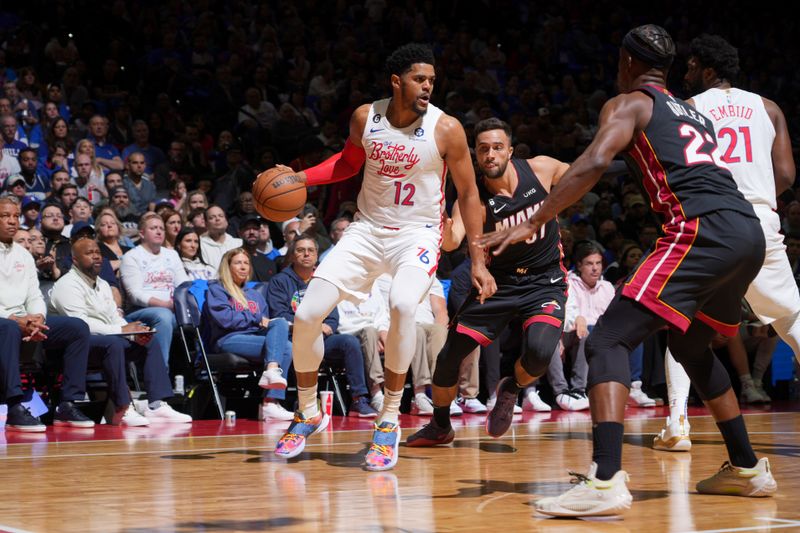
[{"left": 50, "top": 236, "right": 192, "bottom": 426}]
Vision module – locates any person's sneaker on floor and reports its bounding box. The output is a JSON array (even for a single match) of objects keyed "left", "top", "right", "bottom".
[
  {"left": 522, "top": 387, "right": 552, "bottom": 412},
  {"left": 258, "top": 367, "right": 288, "bottom": 390},
  {"left": 144, "top": 402, "right": 192, "bottom": 423},
  {"left": 653, "top": 415, "right": 692, "bottom": 452},
  {"left": 449, "top": 399, "right": 463, "bottom": 416},
  {"left": 349, "top": 396, "right": 379, "bottom": 418},
  {"left": 406, "top": 420, "right": 455, "bottom": 447},
  {"left": 112, "top": 405, "right": 150, "bottom": 426},
  {"left": 53, "top": 401, "right": 95, "bottom": 428},
  {"left": 696, "top": 458, "right": 777, "bottom": 497},
  {"left": 274, "top": 409, "right": 330, "bottom": 459},
  {"left": 535, "top": 463, "right": 632, "bottom": 517},
  {"left": 411, "top": 392, "right": 434, "bottom": 416},
  {"left": 628, "top": 381, "right": 656, "bottom": 407},
  {"left": 556, "top": 390, "right": 590, "bottom": 411},
  {"left": 5, "top": 403, "right": 46, "bottom": 432},
  {"left": 458, "top": 396, "right": 487, "bottom": 413},
  {"left": 370, "top": 390, "right": 384, "bottom": 413},
  {"left": 486, "top": 377, "right": 519, "bottom": 438},
  {"left": 260, "top": 401, "right": 295, "bottom": 421},
  {"left": 365, "top": 421, "right": 401, "bottom": 471},
  {"left": 486, "top": 393, "right": 523, "bottom": 414},
  {"left": 740, "top": 384, "right": 767, "bottom": 404},
  {"left": 754, "top": 382, "right": 772, "bottom": 403}
]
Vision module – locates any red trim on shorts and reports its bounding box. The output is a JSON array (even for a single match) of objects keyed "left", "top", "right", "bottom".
[
  {"left": 622, "top": 217, "right": 699, "bottom": 333},
  {"left": 455, "top": 323, "right": 492, "bottom": 347},
  {"left": 695, "top": 311, "right": 739, "bottom": 337},
  {"left": 382, "top": 226, "right": 400, "bottom": 230},
  {"left": 522, "top": 315, "right": 562, "bottom": 330}
]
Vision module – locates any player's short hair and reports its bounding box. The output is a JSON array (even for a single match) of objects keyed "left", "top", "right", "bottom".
[
  {"left": 385, "top": 43, "right": 435, "bottom": 76},
  {"left": 690, "top": 34, "right": 740, "bottom": 82},
  {"left": 622, "top": 24, "right": 675, "bottom": 69},
  {"left": 474, "top": 118, "right": 513, "bottom": 140}
]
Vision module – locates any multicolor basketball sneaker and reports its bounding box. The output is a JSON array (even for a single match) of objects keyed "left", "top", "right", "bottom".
[
  {"left": 274, "top": 409, "right": 330, "bottom": 459},
  {"left": 365, "top": 421, "right": 401, "bottom": 471}
]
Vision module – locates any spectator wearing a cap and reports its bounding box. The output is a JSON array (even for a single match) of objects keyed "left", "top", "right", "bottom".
[
  {"left": 4, "top": 174, "right": 26, "bottom": 203},
  {"left": 123, "top": 152, "right": 157, "bottom": 215},
  {"left": 20, "top": 195, "right": 41, "bottom": 229},
  {"left": 238, "top": 213, "right": 278, "bottom": 282},
  {"left": 16, "top": 147, "right": 49, "bottom": 199},
  {"left": 200, "top": 205, "right": 242, "bottom": 270},
  {"left": 278, "top": 217, "right": 301, "bottom": 257},
  {"left": 108, "top": 187, "right": 139, "bottom": 240}
]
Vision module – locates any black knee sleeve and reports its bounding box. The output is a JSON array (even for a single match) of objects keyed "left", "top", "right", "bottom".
[
  {"left": 432, "top": 328, "right": 480, "bottom": 388},
  {"left": 668, "top": 323, "right": 732, "bottom": 401},
  {"left": 585, "top": 327, "right": 633, "bottom": 389},
  {"left": 519, "top": 321, "right": 562, "bottom": 377}
]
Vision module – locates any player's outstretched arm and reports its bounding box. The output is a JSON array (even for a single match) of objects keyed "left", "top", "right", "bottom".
[
  {"left": 438, "top": 115, "right": 496, "bottom": 303},
  {"left": 477, "top": 93, "right": 643, "bottom": 254},
  {"left": 295, "top": 104, "right": 370, "bottom": 186},
  {"left": 764, "top": 97, "right": 796, "bottom": 196}
]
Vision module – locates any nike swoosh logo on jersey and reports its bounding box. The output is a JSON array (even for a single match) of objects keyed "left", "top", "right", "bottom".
[
  {"left": 370, "top": 128, "right": 384, "bottom": 133},
  {"left": 492, "top": 204, "right": 507, "bottom": 214},
  {"left": 550, "top": 277, "right": 562, "bottom": 283}
]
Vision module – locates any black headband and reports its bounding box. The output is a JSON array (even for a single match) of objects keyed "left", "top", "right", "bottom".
[{"left": 622, "top": 32, "right": 672, "bottom": 68}]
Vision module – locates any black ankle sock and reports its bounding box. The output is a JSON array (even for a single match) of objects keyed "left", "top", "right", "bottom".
[
  {"left": 433, "top": 405, "right": 451, "bottom": 429},
  {"left": 717, "top": 415, "right": 757, "bottom": 468},
  {"left": 592, "top": 422, "right": 625, "bottom": 480}
]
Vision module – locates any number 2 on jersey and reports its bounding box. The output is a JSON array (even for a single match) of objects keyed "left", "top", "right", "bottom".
[
  {"left": 393, "top": 181, "right": 415, "bottom": 206},
  {"left": 718, "top": 126, "right": 753, "bottom": 163},
  {"left": 678, "top": 123, "right": 726, "bottom": 167}
]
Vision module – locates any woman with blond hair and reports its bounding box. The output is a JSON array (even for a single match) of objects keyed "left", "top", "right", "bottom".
[
  {"left": 201, "top": 248, "right": 293, "bottom": 421},
  {"left": 96, "top": 210, "right": 130, "bottom": 275}
]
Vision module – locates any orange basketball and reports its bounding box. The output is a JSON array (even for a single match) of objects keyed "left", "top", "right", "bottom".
[{"left": 252, "top": 167, "right": 307, "bottom": 222}]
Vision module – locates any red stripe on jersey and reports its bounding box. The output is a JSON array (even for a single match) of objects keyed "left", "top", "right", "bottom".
[
  {"left": 628, "top": 132, "right": 687, "bottom": 224},
  {"left": 622, "top": 217, "right": 700, "bottom": 333}
]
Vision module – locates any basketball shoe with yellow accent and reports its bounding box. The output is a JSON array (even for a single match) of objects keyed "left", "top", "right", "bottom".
[
  {"left": 653, "top": 415, "right": 692, "bottom": 452},
  {"left": 696, "top": 458, "right": 777, "bottom": 497},
  {"left": 535, "top": 463, "right": 632, "bottom": 517},
  {"left": 274, "top": 409, "right": 330, "bottom": 459},
  {"left": 365, "top": 421, "right": 401, "bottom": 471}
]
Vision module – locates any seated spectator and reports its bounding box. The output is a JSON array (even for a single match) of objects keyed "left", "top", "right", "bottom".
[
  {"left": 95, "top": 210, "right": 130, "bottom": 276},
  {"left": 278, "top": 217, "right": 301, "bottom": 257},
  {"left": 87, "top": 114, "right": 123, "bottom": 172},
  {"left": 13, "top": 227, "right": 30, "bottom": 250},
  {"left": 166, "top": 178, "right": 188, "bottom": 217},
  {"left": 16, "top": 147, "right": 49, "bottom": 199},
  {"left": 123, "top": 152, "right": 157, "bottom": 214},
  {"left": 200, "top": 205, "right": 242, "bottom": 270},
  {"left": 71, "top": 151, "right": 105, "bottom": 205},
  {"left": 267, "top": 233, "right": 378, "bottom": 417},
  {"left": 0, "top": 197, "right": 94, "bottom": 430},
  {"left": 122, "top": 120, "right": 166, "bottom": 175},
  {"left": 49, "top": 237, "right": 192, "bottom": 426},
  {"left": 57, "top": 182, "right": 78, "bottom": 211},
  {"left": 20, "top": 195, "right": 41, "bottom": 229},
  {"left": 237, "top": 213, "right": 277, "bottom": 282},
  {"left": 4, "top": 174, "right": 27, "bottom": 203},
  {"left": 108, "top": 187, "right": 139, "bottom": 241},
  {"left": 45, "top": 170, "right": 70, "bottom": 202},
  {"left": 61, "top": 196, "right": 92, "bottom": 238},
  {"left": 39, "top": 202, "right": 68, "bottom": 279},
  {"left": 120, "top": 212, "right": 188, "bottom": 365},
  {"left": 103, "top": 171, "right": 124, "bottom": 200},
  {"left": 186, "top": 206, "right": 207, "bottom": 235},
  {"left": 161, "top": 208, "right": 183, "bottom": 249},
  {"left": 318, "top": 216, "right": 350, "bottom": 262},
  {"left": 201, "top": 248, "right": 294, "bottom": 421},
  {"left": 0, "top": 139, "right": 21, "bottom": 188},
  {"left": 176, "top": 228, "right": 216, "bottom": 280},
  {"left": 255, "top": 219, "right": 280, "bottom": 262},
  {"left": 28, "top": 227, "right": 60, "bottom": 281},
  {"left": 603, "top": 241, "right": 643, "bottom": 286},
  {"left": 187, "top": 189, "right": 209, "bottom": 212},
  {"left": 227, "top": 190, "right": 257, "bottom": 236}
]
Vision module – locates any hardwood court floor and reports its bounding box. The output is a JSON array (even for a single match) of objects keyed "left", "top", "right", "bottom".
[{"left": 1, "top": 404, "right": 800, "bottom": 533}]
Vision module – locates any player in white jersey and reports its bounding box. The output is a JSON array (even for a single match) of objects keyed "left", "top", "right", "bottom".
[
  {"left": 654, "top": 34, "right": 798, "bottom": 452},
  {"left": 272, "top": 43, "right": 496, "bottom": 470}
]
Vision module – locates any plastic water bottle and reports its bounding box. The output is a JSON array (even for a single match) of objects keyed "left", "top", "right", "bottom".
[{"left": 174, "top": 375, "right": 185, "bottom": 395}]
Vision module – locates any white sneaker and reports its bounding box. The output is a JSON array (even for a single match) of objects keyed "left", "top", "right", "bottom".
[
  {"left": 260, "top": 401, "right": 295, "bottom": 421},
  {"left": 370, "top": 390, "right": 384, "bottom": 413},
  {"left": 450, "top": 399, "right": 463, "bottom": 416},
  {"left": 522, "top": 387, "right": 551, "bottom": 412},
  {"left": 411, "top": 393, "right": 434, "bottom": 416},
  {"left": 754, "top": 382, "right": 771, "bottom": 403},
  {"left": 535, "top": 463, "right": 632, "bottom": 517},
  {"left": 653, "top": 415, "right": 692, "bottom": 452},
  {"left": 740, "top": 384, "right": 766, "bottom": 404},
  {"left": 696, "top": 458, "right": 777, "bottom": 497},
  {"left": 112, "top": 405, "right": 150, "bottom": 426},
  {"left": 145, "top": 403, "right": 193, "bottom": 424},
  {"left": 459, "top": 397, "right": 487, "bottom": 413},
  {"left": 556, "top": 391, "right": 590, "bottom": 411},
  {"left": 628, "top": 381, "right": 656, "bottom": 407},
  {"left": 486, "top": 394, "right": 523, "bottom": 414},
  {"left": 259, "top": 367, "right": 288, "bottom": 390}
]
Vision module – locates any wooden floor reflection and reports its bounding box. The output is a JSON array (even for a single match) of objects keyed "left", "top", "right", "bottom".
[{"left": 1, "top": 408, "right": 800, "bottom": 532}]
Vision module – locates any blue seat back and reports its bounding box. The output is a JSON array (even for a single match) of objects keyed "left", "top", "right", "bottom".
[{"left": 174, "top": 279, "right": 268, "bottom": 329}]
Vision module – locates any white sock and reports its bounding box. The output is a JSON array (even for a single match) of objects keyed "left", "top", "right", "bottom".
[
  {"left": 379, "top": 389, "right": 403, "bottom": 425},
  {"left": 740, "top": 373, "right": 755, "bottom": 389},
  {"left": 665, "top": 348, "right": 690, "bottom": 422},
  {"left": 298, "top": 385, "right": 319, "bottom": 417}
]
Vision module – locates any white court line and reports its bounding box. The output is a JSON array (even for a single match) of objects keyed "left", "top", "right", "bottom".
[
  {"left": 0, "top": 524, "right": 36, "bottom": 533},
  {"left": 686, "top": 517, "right": 800, "bottom": 533},
  {"left": 476, "top": 492, "right": 512, "bottom": 513}
]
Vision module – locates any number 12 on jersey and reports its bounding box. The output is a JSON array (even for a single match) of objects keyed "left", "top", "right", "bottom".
[{"left": 393, "top": 181, "right": 416, "bottom": 206}]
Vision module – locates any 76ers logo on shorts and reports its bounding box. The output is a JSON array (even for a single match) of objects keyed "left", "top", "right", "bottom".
[
  {"left": 417, "top": 247, "right": 431, "bottom": 265},
  {"left": 291, "top": 289, "right": 306, "bottom": 312},
  {"left": 373, "top": 114, "right": 381, "bottom": 123}
]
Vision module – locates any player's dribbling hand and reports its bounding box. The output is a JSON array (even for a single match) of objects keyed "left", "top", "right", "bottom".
[
  {"left": 474, "top": 219, "right": 541, "bottom": 256},
  {"left": 471, "top": 263, "right": 497, "bottom": 304}
]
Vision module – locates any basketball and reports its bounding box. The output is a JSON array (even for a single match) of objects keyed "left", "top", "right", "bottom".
[{"left": 252, "top": 167, "right": 307, "bottom": 222}]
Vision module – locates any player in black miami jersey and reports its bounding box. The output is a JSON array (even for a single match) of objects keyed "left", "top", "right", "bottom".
[
  {"left": 479, "top": 25, "right": 775, "bottom": 517},
  {"left": 406, "top": 117, "right": 570, "bottom": 446}
]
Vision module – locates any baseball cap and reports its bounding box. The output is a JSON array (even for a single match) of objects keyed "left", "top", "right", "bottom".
[
  {"left": 21, "top": 195, "right": 42, "bottom": 210},
  {"left": 109, "top": 187, "right": 129, "bottom": 197},
  {"left": 624, "top": 194, "right": 646, "bottom": 209},
  {"left": 281, "top": 217, "right": 300, "bottom": 231},
  {"left": 5, "top": 174, "right": 25, "bottom": 189},
  {"left": 239, "top": 213, "right": 266, "bottom": 229},
  {"left": 70, "top": 221, "right": 96, "bottom": 241},
  {"left": 155, "top": 198, "right": 173, "bottom": 209}
]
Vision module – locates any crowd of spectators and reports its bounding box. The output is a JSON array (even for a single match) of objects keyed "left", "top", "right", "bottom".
[{"left": 1, "top": 1, "right": 799, "bottom": 427}]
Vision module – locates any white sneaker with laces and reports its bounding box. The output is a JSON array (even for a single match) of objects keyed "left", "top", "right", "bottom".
[
  {"left": 459, "top": 397, "right": 487, "bottom": 413},
  {"left": 260, "top": 401, "right": 295, "bottom": 421},
  {"left": 259, "top": 367, "right": 288, "bottom": 390},
  {"left": 556, "top": 391, "right": 590, "bottom": 411},
  {"left": 113, "top": 405, "right": 150, "bottom": 426},
  {"left": 740, "top": 384, "right": 766, "bottom": 404},
  {"left": 411, "top": 393, "right": 434, "bottom": 416},
  {"left": 370, "top": 390, "right": 384, "bottom": 413},
  {"left": 653, "top": 415, "right": 692, "bottom": 452},
  {"left": 522, "top": 387, "right": 552, "bottom": 412},
  {"left": 696, "top": 458, "right": 777, "bottom": 497},
  {"left": 628, "top": 381, "right": 656, "bottom": 407},
  {"left": 145, "top": 403, "right": 193, "bottom": 424},
  {"left": 450, "top": 399, "right": 463, "bottom": 416},
  {"left": 535, "top": 463, "right": 632, "bottom": 517},
  {"left": 754, "top": 382, "right": 771, "bottom": 403},
  {"left": 486, "top": 394, "right": 523, "bottom": 414}
]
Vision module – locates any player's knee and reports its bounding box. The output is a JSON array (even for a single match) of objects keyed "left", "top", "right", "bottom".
[
  {"left": 389, "top": 298, "right": 417, "bottom": 322},
  {"left": 294, "top": 304, "right": 325, "bottom": 330},
  {"left": 520, "top": 323, "right": 561, "bottom": 377}
]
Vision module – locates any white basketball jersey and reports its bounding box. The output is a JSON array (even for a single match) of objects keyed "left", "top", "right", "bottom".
[
  {"left": 358, "top": 98, "right": 446, "bottom": 229},
  {"left": 691, "top": 88, "right": 776, "bottom": 209}
]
